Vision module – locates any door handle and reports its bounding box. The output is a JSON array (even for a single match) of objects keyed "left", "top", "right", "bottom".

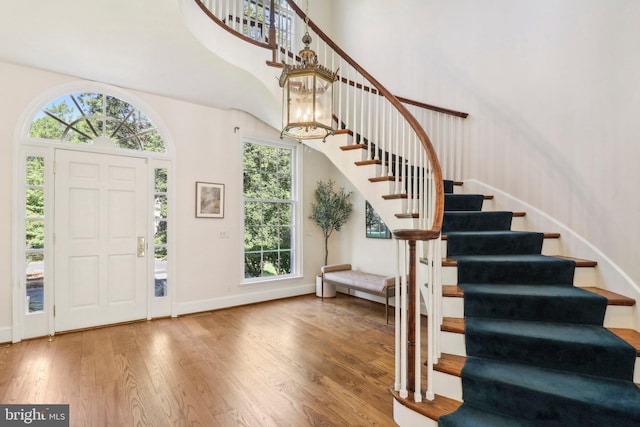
[{"left": 137, "top": 236, "right": 146, "bottom": 257}]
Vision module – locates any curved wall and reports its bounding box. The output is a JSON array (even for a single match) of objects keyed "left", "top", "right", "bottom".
[{"left": 331, "top": 0, "right": 640, "bottom": 299}]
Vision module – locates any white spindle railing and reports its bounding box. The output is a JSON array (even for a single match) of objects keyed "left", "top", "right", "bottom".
[
  {"left": 199, "top": 0, "right": 466, "bottom": 183},
  {"left": 195, "top": 0, "right": 467, "bottom": 405},
  {"left": 402, "top": 102, "right": 467, "bottom": 181}
]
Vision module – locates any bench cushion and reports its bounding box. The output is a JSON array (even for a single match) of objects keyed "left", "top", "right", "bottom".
[{"left": 323, "top": 269, "right": 395, "bottom": 294}]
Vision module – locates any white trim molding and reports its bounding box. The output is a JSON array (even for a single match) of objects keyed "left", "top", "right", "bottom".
[{"left": 173, "top": 283, "right": 315, "bottom": 316}]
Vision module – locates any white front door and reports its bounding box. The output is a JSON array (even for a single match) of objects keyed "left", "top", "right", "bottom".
[{"left": 54, "top": 150, "right": 148, "bottom": 332}]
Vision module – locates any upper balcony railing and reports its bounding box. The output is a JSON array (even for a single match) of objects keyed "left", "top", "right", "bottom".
[{"left": 194, "top": 0, "right": 468, "bottom": 405}]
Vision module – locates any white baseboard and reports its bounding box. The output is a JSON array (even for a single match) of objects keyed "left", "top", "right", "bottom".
[
  {"left": 173, "top": 283, "right": 315, "bottom": 316},
  {"left": 0, "top": 326, "right": 12, "bottom": 344}
]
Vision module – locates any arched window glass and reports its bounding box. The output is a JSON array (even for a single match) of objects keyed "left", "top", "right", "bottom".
[{"left": 29, "top": 92, "right": 166, "bottom": 152}]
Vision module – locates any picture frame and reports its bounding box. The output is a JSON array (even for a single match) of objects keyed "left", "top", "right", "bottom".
[
  {"left": 365, "top": 201, "right": 391, "bottom": 239},
  {"left": 196, "top": 182, "right": 224, "bottom": 218}
]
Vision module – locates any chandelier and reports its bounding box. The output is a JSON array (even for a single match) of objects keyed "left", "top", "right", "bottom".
[{"left": 278, "top": 7, "right": 338, "bottom": 141}]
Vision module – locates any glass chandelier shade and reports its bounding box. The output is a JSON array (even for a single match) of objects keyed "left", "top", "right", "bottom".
[{"left": 279, "top": 32, "right": 338, "bottom": 141}]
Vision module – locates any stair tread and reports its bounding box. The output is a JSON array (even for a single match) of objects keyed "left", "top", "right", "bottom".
[
  {"left": 442, "top": 254, "right": 597, "bottom": 267},
  {"left": 434, "top": 353, "right": 466, "bottom": 376},
  {"left": 444, "top": 194, "right": 485, "bottom": 211},
  {"left": 439, "top": 403, "right": 542, "bottom": 427},
  {"left": 390, "top": 389, "right": 461, "bottom": 422},
  {"left": 610, "top": 328, "right": 640, "bottom": 356},
  {"left": 442, "top": 317, "right": 465, "bottom": 333},
  {"left": 396, "top": 212, "right": 419, "bottom": 219},
  {"left": 462, "top": 357, "right": 640, "bottom": 419},
  {"left": 583, "top": 287, "right": 636, "bottom": 306},
  {"left": 443, "top": 284, "right": 635, "bottom": 307},
  {"left": 382, "top": 193, "right": 408, "bottom": 200},
  {"left": 339, "top": 143, "right": 365, "bottom": 150},
  {"left": 435, "top": 353, "right": 640, "bottom": 388},
  {"left": 444, "top": 316, "right": 640, "bottom": 354},
  {"left": 440, "top": 191, "right": 493, "bottom": 199},
  {"left": 467, "top": 318, "right": 633, "bottom": 350},
  {"left": 369, "top": 176, "right": 397, "bottom": 182},
  {"left": 461, "top": 283, "right": 604, "bottom": 299},
  {"left": 354, "top": 159, "right": 382, "bottom": 166},
  {"left": 442, "top": 285, "right": 464, "bottom": 297},
  {"left": 442, "top": 231, "right": 559, "bottom": 240},
  {"left": 553, "top": 255, "right": 598, "bottom": 267}
]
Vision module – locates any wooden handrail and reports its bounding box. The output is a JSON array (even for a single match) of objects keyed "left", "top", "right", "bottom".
[
  {"left": 397, "top": 96, "right": 469, "bottom": 119},
  {"left": 283, "top": 0, "right": 444, "bottom": 238},
  {"left": 193, "top": 0, "right": 273, "bottom": 50}
]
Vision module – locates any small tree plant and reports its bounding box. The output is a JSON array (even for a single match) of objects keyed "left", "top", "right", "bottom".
[{"left": 310, "top": 180, "right": 353, "bottom": 266}]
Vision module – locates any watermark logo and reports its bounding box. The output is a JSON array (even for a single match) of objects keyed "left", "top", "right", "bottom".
[{"left": 0, "top": 405, "right": 68, "bottom": 426}]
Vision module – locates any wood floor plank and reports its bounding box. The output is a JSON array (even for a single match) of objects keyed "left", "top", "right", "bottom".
[{"left": 0, "top": 294, "right": 401, "bottom": 426}]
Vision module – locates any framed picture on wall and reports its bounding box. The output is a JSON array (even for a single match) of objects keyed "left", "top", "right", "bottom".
[
  {"left": 365, "top": 201, "right": 391, "bottom": 238},
  {"left": 196, "top": 182, "right": 225, "bottom": 218}
]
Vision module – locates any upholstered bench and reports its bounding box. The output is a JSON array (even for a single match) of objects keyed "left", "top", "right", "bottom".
[{"left": 321, "top": 264, "right": 396, "bottom": 324}]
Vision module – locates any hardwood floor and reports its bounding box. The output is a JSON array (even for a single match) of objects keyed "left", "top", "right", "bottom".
[{"left": 0, "top": 294, "right": 398, "bottom": 426}]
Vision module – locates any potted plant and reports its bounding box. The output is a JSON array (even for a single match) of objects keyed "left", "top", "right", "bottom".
[{"left": 310, "top": 180, "right": 353, "bottom": 297}]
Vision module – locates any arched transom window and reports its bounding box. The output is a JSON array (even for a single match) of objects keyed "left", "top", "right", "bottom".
[{"left": 29, "top": 92, "right": 166, "bottom": 152}]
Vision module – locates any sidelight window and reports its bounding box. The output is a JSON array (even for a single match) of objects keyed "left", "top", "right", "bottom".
[{"left": 24, "top": 156, "right": 45, "bottom": 314}]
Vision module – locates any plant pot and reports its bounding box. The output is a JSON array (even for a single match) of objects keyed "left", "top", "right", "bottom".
[{"left": 316, "top": 274, "right": 336, "bottom": 298}]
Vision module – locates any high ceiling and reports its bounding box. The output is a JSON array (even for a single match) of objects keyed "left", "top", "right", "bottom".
[{"left": 0, "top": 0, "right": 274, "bottom": 120}]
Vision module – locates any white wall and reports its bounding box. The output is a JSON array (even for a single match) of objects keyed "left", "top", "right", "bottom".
[
  {"left": 0, "top": 61, "right": 343, "bottom": 339},
  {"left": 330, "top": 171, "right": 396, "bottom": 278},
  {"left": 331, "top": 0, "right": 640, "bottom": 291}
]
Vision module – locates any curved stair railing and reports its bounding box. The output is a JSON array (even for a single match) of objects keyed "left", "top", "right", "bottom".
[{"left": 195, "top": 0, "right": 468, "bottom": 407}]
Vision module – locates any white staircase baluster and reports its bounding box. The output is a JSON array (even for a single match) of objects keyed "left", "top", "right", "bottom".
[{"left": 395, "top": 239, "right": 401, "bottom": 392}]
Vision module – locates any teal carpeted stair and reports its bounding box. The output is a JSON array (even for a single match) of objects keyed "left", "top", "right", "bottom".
[
  {"left": 438, "top": 181, "right": 640, "bottom": 426},
  {"left": 443, "top": 211, "right": 514, "bottom": 232}
]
